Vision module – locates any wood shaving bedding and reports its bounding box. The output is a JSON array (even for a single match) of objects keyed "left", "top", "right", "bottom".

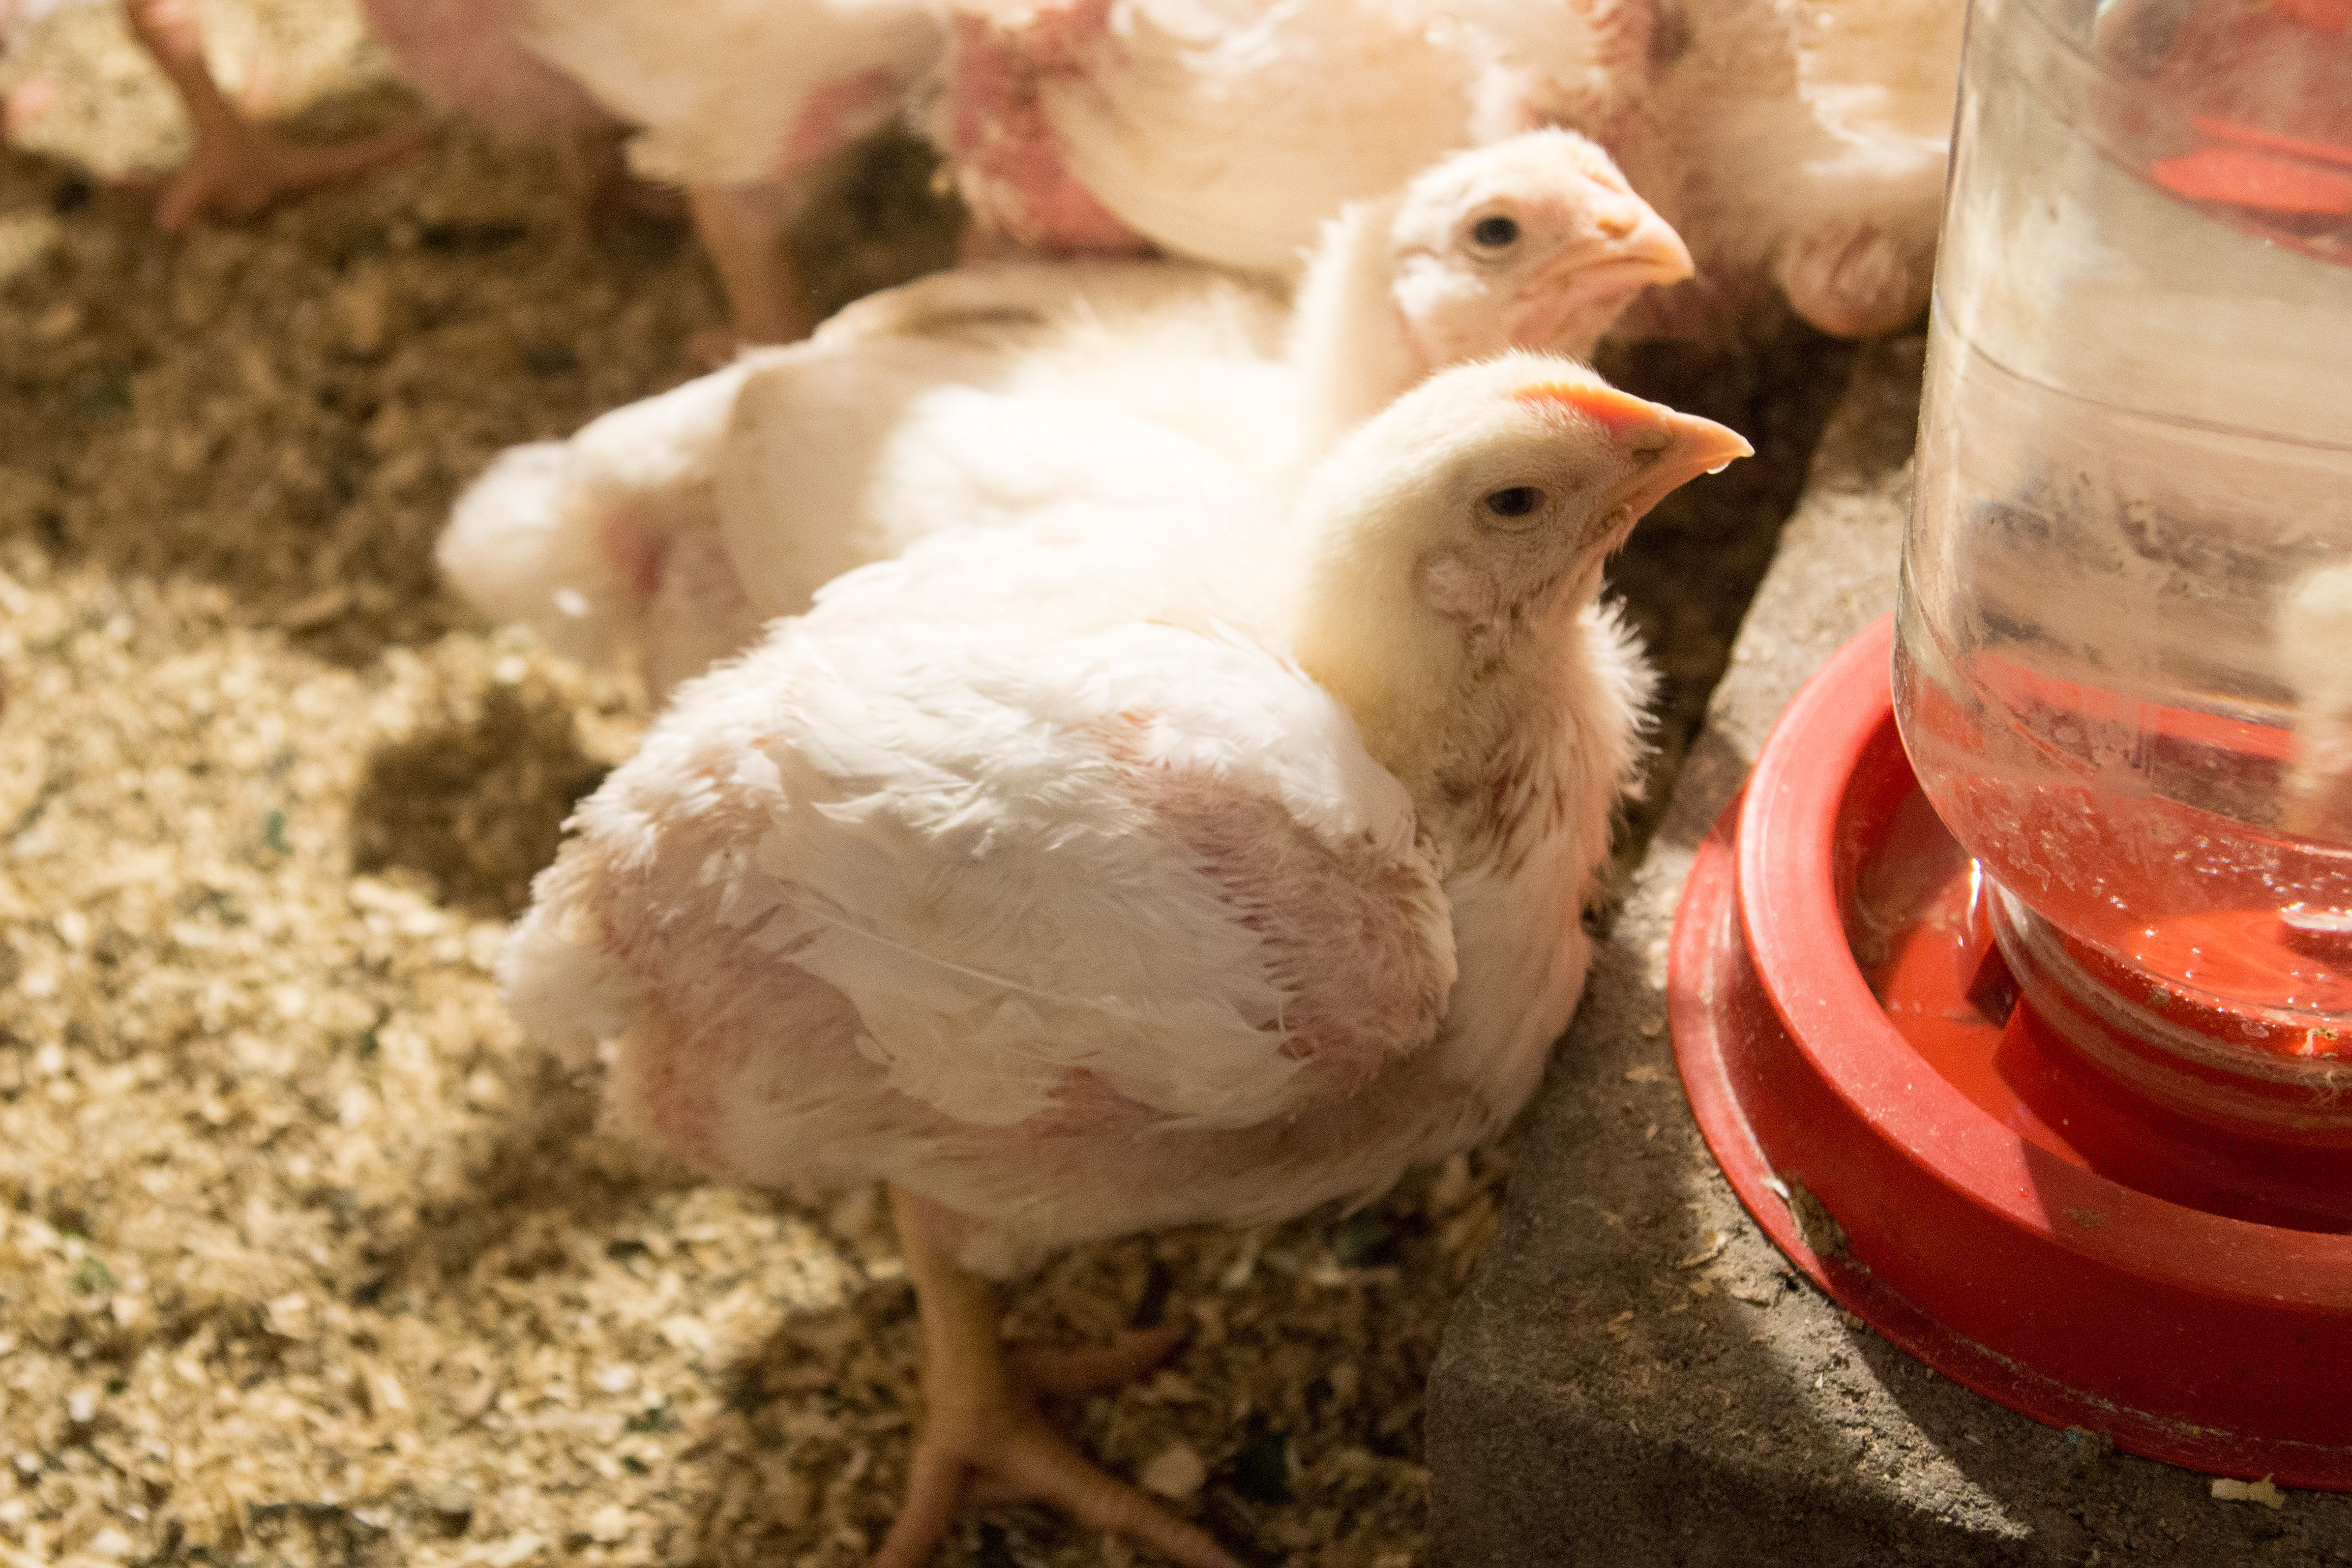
[{"left": 0, "top": 5, "right": 1827, "bottom": 1562}]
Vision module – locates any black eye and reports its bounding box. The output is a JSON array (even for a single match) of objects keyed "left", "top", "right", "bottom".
[
  {"left": 1471, "top": 214, "right": 1520, "bottom": 248},
  {"left": 1483, "top": 486, "right": 1544, "bottom": 518}
]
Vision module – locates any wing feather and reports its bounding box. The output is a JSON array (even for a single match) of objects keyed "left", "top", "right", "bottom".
[{"left": 511, "top": 598, "right": 1454, "bottom": 1153}]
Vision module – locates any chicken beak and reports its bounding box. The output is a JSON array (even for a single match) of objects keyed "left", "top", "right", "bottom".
[
  {"left": 1520, "top": 195, "right": 1696, "bottom": 342},
  {"left": 1516, "top": 380, "right": 1753, "bottom": 534},
  {"left": 1606, "top": 405, "right": 1754, "bottom": 525}
]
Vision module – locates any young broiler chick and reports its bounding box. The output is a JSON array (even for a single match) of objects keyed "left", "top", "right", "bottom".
[
  {"left": 438, "top": 128, "right": 1693, "bottom": 698},
  {"left": 502, "top": 354, "right": 1751, "bottom": 1566},
  {"left": 937, "top": 0, "right": 1963, "bottom": 339}
]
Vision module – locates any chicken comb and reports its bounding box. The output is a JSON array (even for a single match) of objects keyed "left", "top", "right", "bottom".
[{"left": 1513, "top": 381, "right": 1661, "bottom": 438}]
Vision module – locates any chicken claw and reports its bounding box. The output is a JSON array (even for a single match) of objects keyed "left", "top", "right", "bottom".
[
  {"left": 877, "top": 1186, "right": 1244, "bottom": 1568},
  {"left": 126, "top": 0, "right": 425, "bottom": 233},
  {"left": 150, "top": 116, "right": 426, "bottom": 233}
]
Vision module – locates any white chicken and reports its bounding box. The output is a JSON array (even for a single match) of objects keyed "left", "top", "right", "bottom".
[
  {"left": 438, "top": 128, "right": 1694, "bottom": 697},
  {"left": 502, "top": 353, "right": 1751, "bottom": 1566},
  {"left": 2282, "top": 562, "right": 2352, "bottom": 846},
  {"left": 935, "top": 0, "right": 1964, "bottom": 338},
  {"left": 937, "top": 0, "right": 1492, "bottom": 268},
  {"left": 1, "top": 0, "right": 941, "bottom": 344},
  {"left": 1564, "top": 0, "right": 1968, "bottom": 338}
]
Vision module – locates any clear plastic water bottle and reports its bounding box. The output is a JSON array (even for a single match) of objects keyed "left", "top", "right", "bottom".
[{"left": 1894, "top": 0, "right": 2352, "bottom": 1114}]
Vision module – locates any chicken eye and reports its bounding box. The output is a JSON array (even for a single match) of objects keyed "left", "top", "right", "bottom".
[
  {"left": 1470, "top": 214, "right": 1520, "bottom": 248},
  {"left": 1483, "top": 486, "right": 1544, "bottom": 518}
]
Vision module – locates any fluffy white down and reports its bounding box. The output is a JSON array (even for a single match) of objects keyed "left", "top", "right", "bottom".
[
  {"left": 1584, "top": 0, "right": 1963, "bottom": 334},
  {"left": 439, "top": 264, "right": 1279, "bottom": 683},
  {"left": 718, "top": 282, "right": 1290, "bottom": 621},
  {"left": 504, "top": 512, "right": 1484, "bottom": 1255},
  {"left": 505, "top": 473, "right": 1653, "bottom": 1272},
  {"left": 521, "top": 0, "right": 943, "bottom": 185},
  {"left": 437, "top": 352, "right": 782, "bottom": 667}
]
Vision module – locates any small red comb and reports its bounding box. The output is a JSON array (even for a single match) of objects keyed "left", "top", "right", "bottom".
[{"left": 1513, "top": 381, "right": 1662, "bottom": 437}]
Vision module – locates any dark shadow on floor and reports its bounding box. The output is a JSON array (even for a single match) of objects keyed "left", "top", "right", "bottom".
[
  {"left": 1596, "top": 313, "right": 1861, "bottom": 882},
  {"left": 349, "top": 672, "right": 608, "bottom": 918}
]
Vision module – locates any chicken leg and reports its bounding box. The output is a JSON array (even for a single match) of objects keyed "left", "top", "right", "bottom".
[
  {"left": 685, "top": 181, "right": 818, "bottom": 366},
  {"left": 875, "top": 1185, "right": 1244, "bottom": 1568},
  {"left": 127, "top": 0, "right": 424, "bottom": 232}
]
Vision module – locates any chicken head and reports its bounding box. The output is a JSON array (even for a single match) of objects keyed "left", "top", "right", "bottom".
[
  {"left": 1289, "top": 354, "right": 1749, "bottom": 788},
  {"left": 1387, "top": 126, "right": 1694, "bottom": 367}
]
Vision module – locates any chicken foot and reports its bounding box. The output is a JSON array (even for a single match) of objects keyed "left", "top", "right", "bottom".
[
  {"left": 875, "top": 1185, "right": 1244, "bottom": 1568},
  {"left": 126, "top": 0, "right": 425, "bottom": 232}
]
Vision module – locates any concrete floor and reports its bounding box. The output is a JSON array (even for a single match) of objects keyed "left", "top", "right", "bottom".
[{"left": 1425, "top": 336, "right": 2352, "bottom": 1568}]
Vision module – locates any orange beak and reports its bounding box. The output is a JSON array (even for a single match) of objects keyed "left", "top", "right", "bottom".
[{"left": 1516, "top": 380, "right": 1754, "bottom": 524}]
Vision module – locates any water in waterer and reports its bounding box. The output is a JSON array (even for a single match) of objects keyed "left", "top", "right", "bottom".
[
  {"left": 1668, "top": 0, "right": 2352, "bottom": 1486},
  {"left": 1893, "top": 0, "right": 2352, "bottom": 1137}
]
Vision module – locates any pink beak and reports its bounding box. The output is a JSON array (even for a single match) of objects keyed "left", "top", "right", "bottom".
[
  {"left": 1516, "top": 381, "right": 1754, "bottom": 523},
  {"left": 1516, "top": 190, "right": 1696, "bottom": 348}
]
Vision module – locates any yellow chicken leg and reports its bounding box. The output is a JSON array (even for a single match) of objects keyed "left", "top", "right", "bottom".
[{"left": 874, "top": 1185, "right": 1244, "bottom": 1568}]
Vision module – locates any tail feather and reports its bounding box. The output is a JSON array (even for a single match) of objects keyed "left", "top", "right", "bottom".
[
  {"left": 500, "top": 845, "right": 644, "bottom": 1074},
  {"left": 438, "top": 355, "right": 778, "bottom": 665},
  {"left": 438, "top": 440, "right": 632, "bottom": 665}
]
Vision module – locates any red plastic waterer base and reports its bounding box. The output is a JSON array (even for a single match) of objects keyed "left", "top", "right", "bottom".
[{"left": 1669, "top": 615, "right": 2352, "bottom": 1489}]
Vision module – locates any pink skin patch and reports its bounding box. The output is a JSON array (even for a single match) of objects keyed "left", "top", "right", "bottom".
[
  {"left": 1010, "top": 0, "right": 1116, "bottom": 71},
  {"left": 1018, "top": 1066, "right": 1157, "bottom": 1138},
  {"left": 599, "top": 513, "right": 665, "bottom": 597},
  {"left": 360, "top": 0, "right": 616, "bottom": 138},
  {"left": 621, "top": 995, "right": 728, "bottom": 1157},
  {"left": 1092, "top": 712, "right": 1449, "bottom": 1095},
  {"left": 2, "top": 78, "right": 58, "bottom": 140},
  {"left": 947, "top": 12, "right": 1154, "bottom": 256},
  {"left": 776, "top": 67, "right": 904, "bottom": 176}
]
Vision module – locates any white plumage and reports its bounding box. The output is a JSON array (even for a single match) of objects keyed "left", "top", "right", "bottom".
[
  {"left": 519, "top": 0, "right": 940, "bottom": 188},
  {"left": 439, "top": 129, "right": 1692, "bottom": 696},
  {"left": 1584, "top": 0, "right": 1968, "bottom": 338},
  {"left": 936, "top": 0, "right": 1964, "bottom": 337},
  {"left": 506, "top": 353, "right": 1744, "bottom": 1264},
  {"left": 502, "top": 353, "right": 1748, "bottom": 1564},
  {"left": 982, "top": 0, "right": 1494, "bottom": 272},
  {"left": 2282, "top": 562, "right": 2352, "bottom": 844}
]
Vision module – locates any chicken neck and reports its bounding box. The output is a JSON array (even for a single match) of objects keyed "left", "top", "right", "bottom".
[
  {"left": 1290, "top": 546, "right": 1605, "bottom": 843},
  {"left": 1282, "top": 193, "right": 1424, "bottom": 459}
]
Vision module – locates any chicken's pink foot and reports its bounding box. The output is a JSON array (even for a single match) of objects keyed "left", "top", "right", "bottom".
[
  {"left": 874, "top": 1185, "right": 1244, "bottom": 1568},
  {"left": 127, "top": 0, "right": 425, "bottom": 233},
  {"left": 1775, "top": 222, "right": 1930, "bottom": 340}
]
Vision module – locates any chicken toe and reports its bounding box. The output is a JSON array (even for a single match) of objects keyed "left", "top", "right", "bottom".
[
  {"left": 876, "top": 1186, "right": 1242, "bottom": 1568},
  {"left": 127, "top": 0, "right": 425, "bottom": 233},
  {"left": 150, "top": 117, "right": 427, "bottom": 233}
]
